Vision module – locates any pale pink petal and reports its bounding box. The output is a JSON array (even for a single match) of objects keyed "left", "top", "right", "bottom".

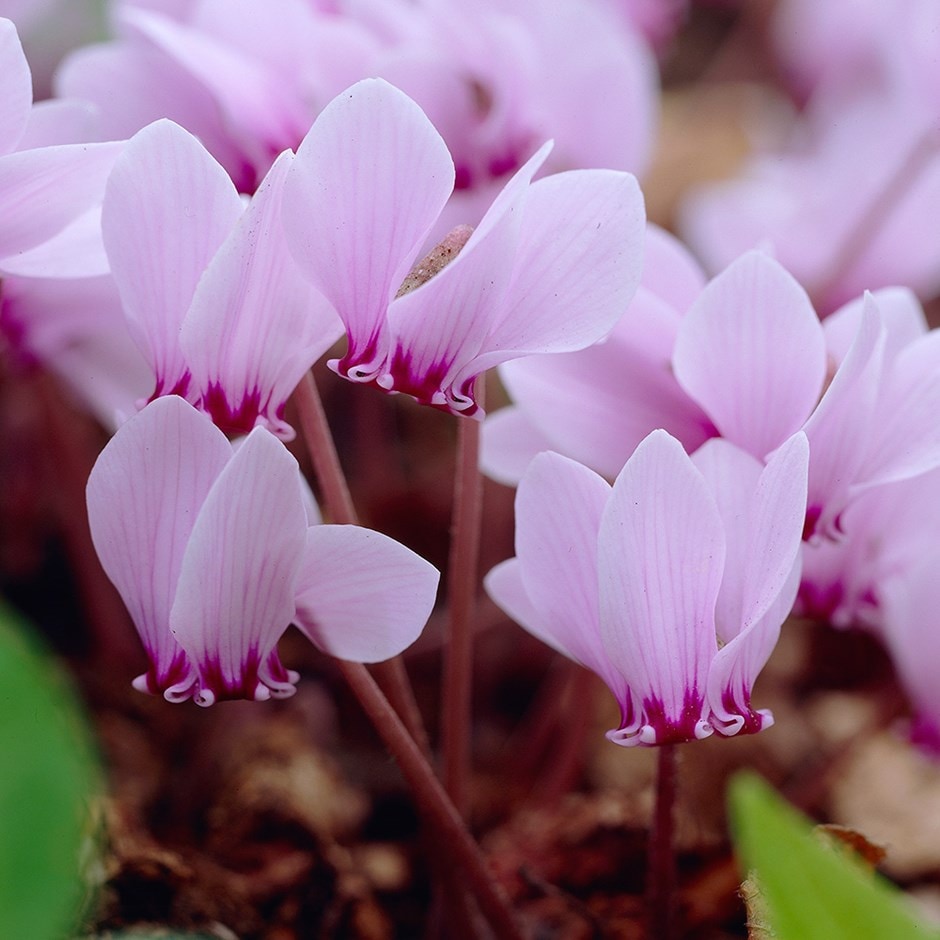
[
  {"left": 706, "top": 564, "right": 798, "bottom": 737},
  {"left": 496, "top": 451, "right": 628, "bottom": 699},
  {"left": 181, "top": 150, "right": 343, "bottom": 439},
  {"left": 17, "top": 99, "right": 99, "bottom": 149},
  {"left": 0, "top": 140, "right": 122, "bottom": 261},
  {"left": 700, "top": 434, "right": 808, "bottom": 735},
  {"left": 101, "top": 119, "right": 244, "bottom": 399},
  {"left": 802, "top": 295, "right": 884, "bottom": 538},
  {"left": 467, "top": 168, "right": 646, "bottom": 375},
  {"left": 640, "top": 223, "right": 707, "bottom": 315},
  {"left": 170, "top": 427, "right": 308, "bottom": 705},
  {"left": 192, "top": 0, "right": 380, "bottom": 106},
  {"left": 493, "top": 289, "right": 714, "bottom": 480},
  {"left": 479, "top": 406, "right": 554, "bottom": 487},
  {"left": 86, "top": 397, "right": 231, "bottom": 698},
  {"left": 692, "top": 439, "right": 764, "bottom": 640},
  {"left": 598, "top": 430, "right": 724, "bottom": 746},
  {"left": 824, "top": 287, "right": 927, "bottom": 367},
  {"left": 695, "top": 433, "right": 807, "bottom": 641},
  {"left": 673, "top": 251, "right": 826, "bottom": 458},
  {"left": 57, "top": 39, "right": 255, "bottom": 189},
  {"left": 530, "top": 2, "right": 657, "bottom": 176},
  {"left": 1, "top": 273, "right": 152, "bottom": 427},
  {"left": 282, "top": 78, "right": 454, "bottom": 378},
  {"left": 0, "top": 18, "right": 31, "bottom": 155},
  {"left": 881, "top": 561, "right": 940, "bottom": 755},
  {"left": 293, "top": 524, "right": 439, "bottom": 662},
  {"left": 0, "top": 206, "right": 108, "bottom": 278},
  {"left": 856, "top": 328, "right": 940, "bottom": 489},
  {"left": 382, "top": 143, "right": 550, "bottom": 413},
  {"left": 124, "top": 7, "right": 309, "bottom": 170}
]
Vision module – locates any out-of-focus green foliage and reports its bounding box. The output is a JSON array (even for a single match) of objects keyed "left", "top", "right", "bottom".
[
  {"left": 730, "top": 772, "right": 939, "bottom": 940},
  {"left": 0, "top": 601, "right": 99, "bottom": 939}
]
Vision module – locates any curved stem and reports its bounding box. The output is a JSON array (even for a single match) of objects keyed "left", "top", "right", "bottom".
[
  {"left": 293, "top": 371, "right": 430, "bottom": 758},
  {"left": 340, "top": 659, "right": 524, "bottom": 940},
  {"left": 442, "top": 382, "right": 485, "bottom": 817},
  {"left": 647, "top": 743, "right": 678, "bottom": 940}
]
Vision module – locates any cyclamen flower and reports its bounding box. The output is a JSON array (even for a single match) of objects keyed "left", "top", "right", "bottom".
[
  {"left": 485, "top": 430, "right": 809, "bottom": 746},
  {"left": 671, "top": 254, "right": 940, "bottom": 539},
  {"left": 58, "top": 0, "right": 656, "bottom": 199},
  {"left": 86, "top": 395, "right": 440, "bottom": 705},
  {"left": 282, "top": 78, "right": 646, "bottom": 418},
  {"left": 101, "top": 118, "right": 342, "bottom": 438}
]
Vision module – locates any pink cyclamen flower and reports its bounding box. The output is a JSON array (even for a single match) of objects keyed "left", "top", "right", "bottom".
[
  {"left": 485, "top": 429, "right": 809, "bottom": 746},
  {"left": 101, "top": 118, "right": 342, "bottom": 439},
  {"left": 58, "top": 0, "right": 656, "bottom": 198},
  {"left": 282, "top": 78, "right": 646, "bottom": 418},
  {"left": 672, "top": 252, "right": 940, "bottom": 540},
  {"left": 87, "top": 395, "right": 440, "bottom": 705}
]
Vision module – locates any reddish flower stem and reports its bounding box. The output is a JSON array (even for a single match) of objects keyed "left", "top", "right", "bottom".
[
  {"left": 293, "top": 371, "right": 431, "bottom": 758},
  {"left": 339, "top": 659, "right": 524, "bottom": 940},
  {"left": 442, "top": 382, "right": 485, "bottom": 817},
  {"left": 647, "top": 743, "right": 679, "bottom": 940}
]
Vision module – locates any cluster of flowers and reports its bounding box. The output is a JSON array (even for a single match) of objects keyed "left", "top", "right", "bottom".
[{"left": 4, "top": 1, "right": 940, "bottom": 755}]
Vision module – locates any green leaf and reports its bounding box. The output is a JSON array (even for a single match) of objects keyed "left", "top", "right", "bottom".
[
  {"left": 0, "top": 601, "right": 99, "bottom": 940},
  {"left": 729, "top": 772, "right": 939, "bottom": 940}
]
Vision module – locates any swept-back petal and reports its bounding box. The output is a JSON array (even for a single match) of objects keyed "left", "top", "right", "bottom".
[
  {"left": 86, "top": 396, "right": 231, "bottom": 698},
  {"left": 102, "top": 119, "right": 244, "bottom": 399},
  {"left": 471, "top": 169, "right": 645, "bottom": 371},
  {"left": 855, "top": 329, "right": 940, "bottom": 490},
  {"left": 382, "top": 142, "right": 550, "bottom": 413},
  {"left": 824, "top": 287, "right": 926, "bottom": 367},
  {"left": 881, "top": 559, "right": 940, "bottom": 754},
  {"left": 57, "top": 39, "right": 254, "bottom": 189},
  {"left": 0, "top": 206, "right": 108, "bottom": 279},
  {"left": 802, "top": 294, "right": 884, "bottom": 538},
  {"left": 282, "top": 78, "right": 454, "bottom": 378},
  {"left": 170, "top": 427, "right": 308, "bottom": 705},
  {"left": 497, "top": 451, "right": 627, "bottom": 698},
  {"left": 673, "top": 251, "right": 826, "bottom": 459},
  {"left": 639, "top": 223, "right": 707, "bottom": 315},
  {"left": 0, "top": 18, "right": 31, "bottom": 155},
  {"left": 181, "top": 150, "right": 343, "bottom": 439},
  {"left": 700, "top": 434, "right": 807, "bottom": 735},
  {"left": 695, "top": 433, "right": 808, "bottom": 643},
  {"left": 599, "top": 430, "right": 724, "bottom": 745},
  {"left": 293, "top": 525, "right": 439, "bottom": 662},
  {"left": 0, "top": 141, "right": 123, "bottom": 262},
  {"left": 124, "top": 7, "right": 308, "bottom": 170}
]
